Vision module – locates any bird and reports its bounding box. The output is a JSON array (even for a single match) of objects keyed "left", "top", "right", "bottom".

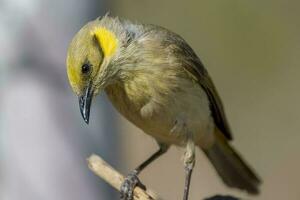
[{"left": 66, "top": 15, "right": 261, "bottom": 200}]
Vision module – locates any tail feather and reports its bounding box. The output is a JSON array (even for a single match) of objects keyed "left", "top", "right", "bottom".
[{"left": 203, "top": 130, "right": 261, "bottom": 194}]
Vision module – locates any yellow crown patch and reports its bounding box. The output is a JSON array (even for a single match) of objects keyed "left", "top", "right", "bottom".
[{"left": 92, "top": 27, "right": 118, "bottom": 58}]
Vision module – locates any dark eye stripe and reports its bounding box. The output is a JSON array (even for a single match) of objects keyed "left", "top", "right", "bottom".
[{"left": 81, "top": 63, "right": 91, "bottom": 74}]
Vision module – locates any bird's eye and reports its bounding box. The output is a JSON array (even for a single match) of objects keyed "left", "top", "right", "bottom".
[{"left": 81, "top": 63, "right": 91, "bottom": 74}]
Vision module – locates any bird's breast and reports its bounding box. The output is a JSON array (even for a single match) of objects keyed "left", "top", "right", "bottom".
[{"left": 105, "top": 69, "right": 214, "bottom": 146}]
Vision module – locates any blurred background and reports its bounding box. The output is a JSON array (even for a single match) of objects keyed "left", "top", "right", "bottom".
[{"left": 1, "top": 0, "right": 300, "bottom": 199}]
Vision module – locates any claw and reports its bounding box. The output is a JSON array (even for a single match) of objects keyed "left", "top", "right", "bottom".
[{"left": 120, "top": 170, "right": 146, "bottom": 200}]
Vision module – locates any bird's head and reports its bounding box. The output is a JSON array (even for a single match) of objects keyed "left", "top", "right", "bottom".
[{"left": 66, "top": 17, "right": 122, "bottom": 124}]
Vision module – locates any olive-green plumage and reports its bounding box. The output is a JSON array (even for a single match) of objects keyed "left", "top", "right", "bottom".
[{"left": 66, "top": 15, "right": 261, "bottom": 199}]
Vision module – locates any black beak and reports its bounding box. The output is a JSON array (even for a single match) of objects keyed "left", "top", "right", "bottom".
[{"left": 79, "top": 83, "right": 93, "bottom": 124}]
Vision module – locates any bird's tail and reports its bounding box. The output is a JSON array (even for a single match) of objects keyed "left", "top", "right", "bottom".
[{"left": 202, "top": 129, "right": 261, "bottom": 194}]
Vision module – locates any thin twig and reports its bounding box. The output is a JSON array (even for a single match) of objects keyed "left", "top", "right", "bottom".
[
  {"left": 87, "top": 154, "right": 240, "bottom": 200},
  {"left": 87, "top": 154, "right": 158, "bottom": 200}
]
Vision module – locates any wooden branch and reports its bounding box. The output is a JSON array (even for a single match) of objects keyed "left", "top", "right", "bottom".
[
  {"left": 87, "top": 154, "right": 240, "bottom": 200},
  {"left": 87, "top": 154, "right": 159, "bottom": 200}
]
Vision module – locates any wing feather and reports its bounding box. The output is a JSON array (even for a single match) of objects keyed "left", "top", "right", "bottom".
[
  {"left": 166, "top": 32, "right": 233, "bottom": 140},
  {"left": 145, "top": 26, "right": 233, "bottom": 140}
]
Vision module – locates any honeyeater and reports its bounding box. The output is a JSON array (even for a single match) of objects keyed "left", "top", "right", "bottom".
[{"left": 66, "top": 15, "right": 261, "bottom": 200}]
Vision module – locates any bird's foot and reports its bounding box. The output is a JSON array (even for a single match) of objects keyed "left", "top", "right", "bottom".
[{"left": 120, "top": 170, "right": 146, "bottom": 200}]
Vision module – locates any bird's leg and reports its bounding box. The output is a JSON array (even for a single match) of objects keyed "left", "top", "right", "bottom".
[
  {"left": 120, "top": 143, "right": 169, "bottom": 200},
  {"left": 183, "top": 139, "right": 196, "bottom": 200}
]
